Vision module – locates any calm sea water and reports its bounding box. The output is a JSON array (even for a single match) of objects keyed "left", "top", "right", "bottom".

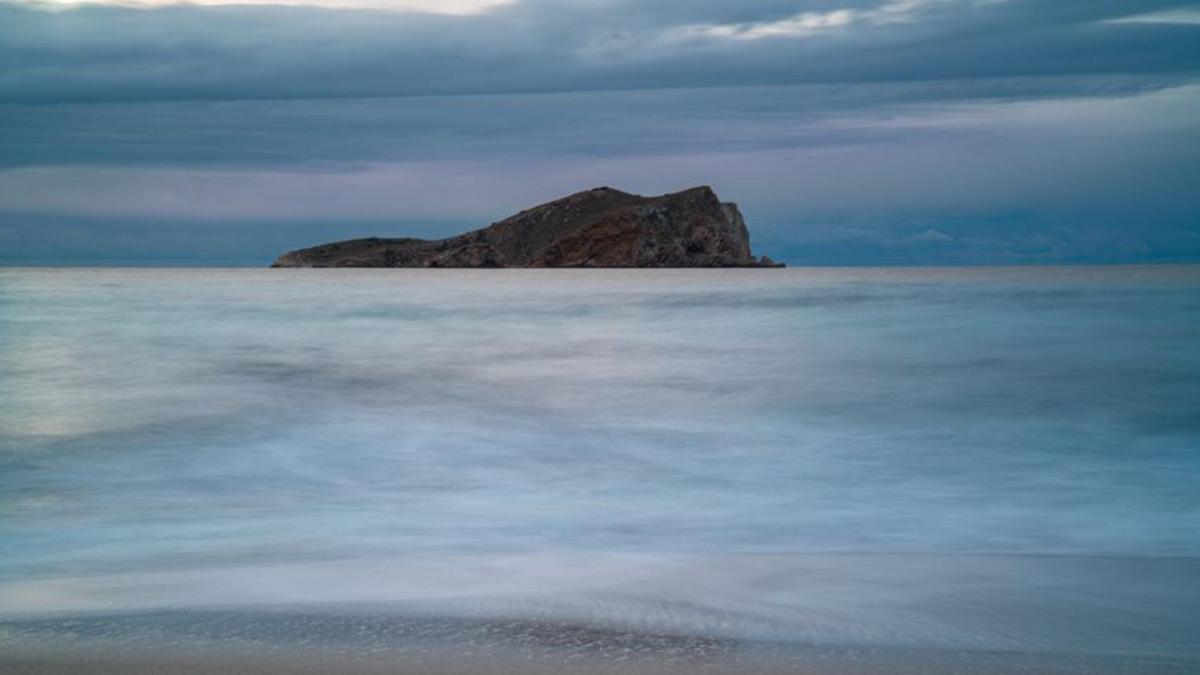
[{"left": 1, "top": 267, "right": 1198, "bottom": 668}]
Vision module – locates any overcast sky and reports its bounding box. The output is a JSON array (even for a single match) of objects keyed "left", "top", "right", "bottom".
[{"left": 1, "top": 0, "right": 1198, "bottom": 264}]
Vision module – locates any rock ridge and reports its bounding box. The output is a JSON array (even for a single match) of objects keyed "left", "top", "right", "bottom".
[{"left": 271, "top": 186, "right": 782, "bottom": 268}]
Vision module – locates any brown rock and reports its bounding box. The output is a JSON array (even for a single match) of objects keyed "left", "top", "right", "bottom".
[{"left": 270, "top": 186, "right": 781, "bottom": 268}]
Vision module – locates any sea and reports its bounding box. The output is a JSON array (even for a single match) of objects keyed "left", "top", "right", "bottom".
[{"left": 1, "top": 266, "right": 1198, "bottom": 673}]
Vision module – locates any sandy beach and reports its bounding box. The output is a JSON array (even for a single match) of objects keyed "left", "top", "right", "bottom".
[
  {"left": 4, "top": 643, "right": 1199, "bottom": 675},
  {"left": 4, "top": 595, "right": 1200, "bottom": 675}
]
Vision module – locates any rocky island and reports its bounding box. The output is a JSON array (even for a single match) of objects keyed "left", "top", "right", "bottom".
[{"left": 271, "top": 186, "right": 782, "bottom": 268}]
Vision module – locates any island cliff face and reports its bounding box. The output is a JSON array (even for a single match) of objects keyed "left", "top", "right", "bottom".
[{"left": 271, "top": 186, "right": 782, "bottom": 268}]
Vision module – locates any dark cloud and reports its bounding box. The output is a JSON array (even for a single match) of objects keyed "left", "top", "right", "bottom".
[
  {"left": 0, "top": 0, "right": 1197, "bottom": 103},
  {"left": 2, "top": 76, "right": 1189, "bottom": 169}
]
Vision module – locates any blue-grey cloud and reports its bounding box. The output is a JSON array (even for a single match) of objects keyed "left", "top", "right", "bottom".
[
  {"left": 0, "top": 0, "right": 1198, "bottom": 264},
  {"left": 1, "top": 0, "right": 1197, "bottom": 103},
  {"left": 3, "top": 76, "right": 1189, "bottom": 169}
]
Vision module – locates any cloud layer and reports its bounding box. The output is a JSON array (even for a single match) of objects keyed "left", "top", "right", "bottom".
[{"left": 1, "top": 0, "right": 1198, "bottom": 263}]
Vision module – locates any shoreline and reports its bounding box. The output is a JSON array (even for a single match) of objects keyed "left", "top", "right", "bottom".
[
  {"left": 3, "top": 606, "right": 1199, "bottom": 675},
  {"left": 4, "top": 640, "right": 1198, "bottom": 675}
]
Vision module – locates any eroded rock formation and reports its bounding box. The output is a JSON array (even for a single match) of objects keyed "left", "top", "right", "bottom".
[{"left": 271, "top": 186, "right": 782, "bottom": 268}]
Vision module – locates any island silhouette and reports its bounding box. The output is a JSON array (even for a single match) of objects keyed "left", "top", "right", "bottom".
[{"left": 272, "top": 186, "right": 782, "bottom": 268}]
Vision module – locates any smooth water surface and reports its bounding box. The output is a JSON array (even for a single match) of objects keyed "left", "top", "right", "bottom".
[{"left": 1, "top": 267, "right": 1198, "bottom": 667}]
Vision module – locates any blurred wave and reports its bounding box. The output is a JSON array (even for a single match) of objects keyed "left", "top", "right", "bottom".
[{"left": 1, "top": 267, "right": 1198, "bottom": 662}]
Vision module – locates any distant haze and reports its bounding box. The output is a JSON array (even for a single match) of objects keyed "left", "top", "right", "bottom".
[{"left": 1, "top": 0, "right": 1198, "bottom": 265}]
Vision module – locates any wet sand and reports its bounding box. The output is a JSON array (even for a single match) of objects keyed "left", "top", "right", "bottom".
[
  {"left": 3, "top": 646, "right": 1198, "bottom": 675},
  {"left": 3, "top": 610, "right": 1198, "bottom": 675}
]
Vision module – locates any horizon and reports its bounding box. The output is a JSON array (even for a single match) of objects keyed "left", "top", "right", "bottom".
[{"left": 6, "top": 259, "right": 1200, "bottom": 268}]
